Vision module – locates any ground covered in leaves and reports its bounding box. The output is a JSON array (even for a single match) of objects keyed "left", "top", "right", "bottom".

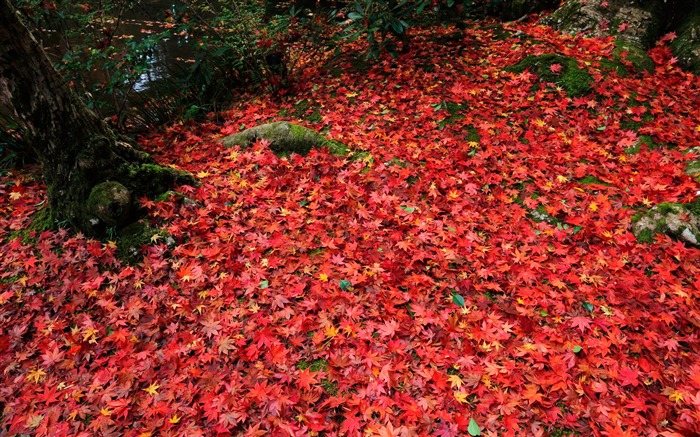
[{"left": 2, "top": 18, "right": 700, "bottom": 437}]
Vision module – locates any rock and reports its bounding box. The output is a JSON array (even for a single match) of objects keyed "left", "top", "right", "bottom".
[
  {"left": 631, "top": 201, "right": 700, "bottom": 247},
  {"left": 86, "top": 181, "right": 133, "bottom": 228},
  {"left": 220, "top": 121, "right": 348, "bottom": 157},
  {"left": 540, "top": 0, "right": 659, "bottom": 73}
]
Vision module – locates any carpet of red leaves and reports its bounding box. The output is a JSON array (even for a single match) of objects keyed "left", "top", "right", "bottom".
[{"left": 2, "top": 19, "right": 700, "bottom": 437}]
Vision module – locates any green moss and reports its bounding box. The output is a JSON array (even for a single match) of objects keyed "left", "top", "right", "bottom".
[
  {"left": 505, "top": 54, "right": 592, "bottom": 97},
  {"left": 529, "top": 205, "right": 560, "bottom": 224},
  {"left": 321, "top": 379, "right": 338, "bottom": 395},
  {"left": 387, "top": 158, "right": 409, "bottom": 168},
  {"left": 293, "top": 99, "right": 311, "bottom": 118},
  {"left": 485, "top": 24, "right": 512, "bottom": 41},
  {"left": 656, "top": 202, "right": 682, "bottom": 215},
  {"left": 86, "top": 181, "right": 132, "bottom": 228},
  {"left": 310, "top": 359, "right": 329, "bottom": 372},
  {"left": 297, "top": 359, "right": 328, "bottom": 372},
  {"left": 685, "top": 199, "right": 700, "bottom": 216},
  {"left": 540, "top": 0, "right": 581, "bottom": 29},
  {"left": 436, "top": 101, "right": 468, "bottom": 130},
  {"left": 465, "top": 124, "right": 480, "bottom": 143},
  {"left": 114, "top": 221, "right": 170, "bottom": 264},
  {"left": 222, "top": 122, "right": 348, "bottom": 157},
  {"left": 577, "top": 175, "right": 608, "bottom": 185},
  {"left": 635, "top": 227, "right": 654, "bottom": 243},
  {"left": 120, "top": 163, "right": 193, "bottom": 197},
  {"left": 638, "top": 135, "right": 657, "bottom": 149},
  {"left": 599, "top": 58, "right": 629, "bottom": 77},
  {"left": 548, "top": 428, "right": 579, "bottom": 437},
  {"left": 612, "top": 40, "right": 654, "bottom": 73}
]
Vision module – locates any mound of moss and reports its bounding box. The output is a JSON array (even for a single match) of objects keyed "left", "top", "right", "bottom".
[
  {"left": 220, "top": 122, "right": 348, "bottom": 157},
  {"left": 505, "top": 54, "right": 593, "bottom": 97}
]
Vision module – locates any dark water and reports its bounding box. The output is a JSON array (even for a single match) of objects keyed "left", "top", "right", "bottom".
[{"left": 115, "top": 1, "right": 193, "bottom": 92}]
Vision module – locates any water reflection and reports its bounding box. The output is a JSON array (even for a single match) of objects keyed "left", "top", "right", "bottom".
[{"left": 117, "top": 1, "right": 193, "bottom": 93}]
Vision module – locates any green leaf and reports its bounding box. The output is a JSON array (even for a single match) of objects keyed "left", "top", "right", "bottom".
[
  {"left": 540, "top": 309, "right": 548, "bottom": 317},
  {"left": 468, "top": 418, "right": 481, "bottom": 436},
  {"left": 572, "top": 225, "right": 583, "bottom": 234},
  {"left": 401, "top": 205, "right": 416, "bottom": 213},
  {"left": 259, "top": 280, "right": 269, "bottom": 289},
  {"left": 596, "top": 126, "right": 607, "bottom": 131},
  {"left": 572, "top": 345, "right": 583, "bottom": 353},
  {"left": 582, "top": 301, "right": 594, "bottom": 312},
  {"left": 339, "top": 280, "right": 352, "bottom": 291},
  {"left": 452, "top": 293, "right": 465, "bottom": 307}
]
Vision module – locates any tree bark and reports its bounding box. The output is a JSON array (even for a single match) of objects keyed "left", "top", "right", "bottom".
[{"left": 0, "top": 0, "right": 193, "bottom": 235}]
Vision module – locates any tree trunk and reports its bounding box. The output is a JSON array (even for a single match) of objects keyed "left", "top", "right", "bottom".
[{"left": 0, "top": 0, "right": 193, "bottom": 236}]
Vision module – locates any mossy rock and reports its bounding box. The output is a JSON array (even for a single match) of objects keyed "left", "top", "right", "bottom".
[
  {"left": 86, "top": 181, "right": 133, "bottom": 228},
  {"left": 220, "top": 122, "right": 348, "bottom": 157},
  {"left": 612, "top": 39, "right": 654, "bottom": 73},
  {"left": 671, "top": 7, "right": 700, "bottom": 74},
  {"left": 505, "top": 54, "right": 593, "bottom": 97},
  {"left": 631, "top": 202, "right": 700, "bottom": 247}
]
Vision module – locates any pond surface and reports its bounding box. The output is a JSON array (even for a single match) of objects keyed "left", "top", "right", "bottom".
[{"left": 115, "top": 0, "right": 194, "bottom": 92}]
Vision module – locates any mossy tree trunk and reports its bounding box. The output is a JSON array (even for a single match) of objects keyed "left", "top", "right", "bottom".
[{"left": 0, "top": 0, "right": 192, "bottom": 236}]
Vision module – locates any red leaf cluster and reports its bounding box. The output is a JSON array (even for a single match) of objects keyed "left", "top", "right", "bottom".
[{"left": 2, "top": 20, "right": 700, "bottom": 436}]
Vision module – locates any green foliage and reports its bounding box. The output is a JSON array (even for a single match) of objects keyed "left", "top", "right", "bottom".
[
  {"left": 506, "top": 54, "right": 593, "bottom": 97},
  {"left": 344, "top": 0, "right": 424, "bottom": 58}
]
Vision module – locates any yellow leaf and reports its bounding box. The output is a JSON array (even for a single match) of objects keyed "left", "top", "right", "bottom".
[
  {"left": 447, "top": 374, "right": 464, "bottom": 389},
  {"left": 26, "top": 367, "right": 46, "bottom": 383},
  {"left": 589, "top": 202, "right": 598, "bottom": 212},
  {"left": 318, "top": 273, "right": 329, "bottom": 282},
  {"left": 453, "top": 391, "right": 469, "bottom": 404},
  {"left": 9, "top": 192, "right": 22, "bottom": 200},
  {"left": 197, "top": 171, "right": 211, "bottom": 178},
  {"left": 169, "top": 414, "right": 181, "bottom": 424},
  {"left": 324, "top": 325, "right": 339, "bottom": 338},
  {"left": 150, "top": 233, "right": 162, "bottom": 243},
  {"left": 556, "top": 175, "right": 568, "bottom": 183},
  {"left": 668, "top": 390, "right": 684, "bottom": 404},
  {"left": 143, "top": 382, "right": 160, "bottom": 396},
  {"left": 83, "top": 327, "right": 99, "bottom": 342},
  {"left": 101, "top": 407, "right": 112, "bottom": 416},
  {"left": 26, "top": 414, "right": 43, "bottom": 429}
]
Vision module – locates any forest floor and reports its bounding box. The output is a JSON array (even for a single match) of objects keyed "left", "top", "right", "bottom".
[{"left": 2, "top": 17, "right": 700, "bottom": 437}]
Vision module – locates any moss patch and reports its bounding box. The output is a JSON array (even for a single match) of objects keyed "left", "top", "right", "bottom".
[
  {"left": 577, "top": 175, "right": 609, "bottom": 186},
  {"left": 612, "top": 39, "right": 654, "bottom": 73},
  {"left": 505, "top": 54, "right": 593, "bottom": 97},
  {"left": 220, "top": 121, "right": 348, "bottom": 157},
  {"left": 119, "top": 163, "right": 193, "bottom": 197},
  {"left": 631, "top": 202, "right": 700, "bottom": 247},
  {"left": 296, "top": 358, "right": 329, "bottom": 372},
  {"left": 9, "top": 206, "right": 59, "bottom": 244},
  {"left": 114, "top": 221, "right": 171, "bottom": 264}
]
